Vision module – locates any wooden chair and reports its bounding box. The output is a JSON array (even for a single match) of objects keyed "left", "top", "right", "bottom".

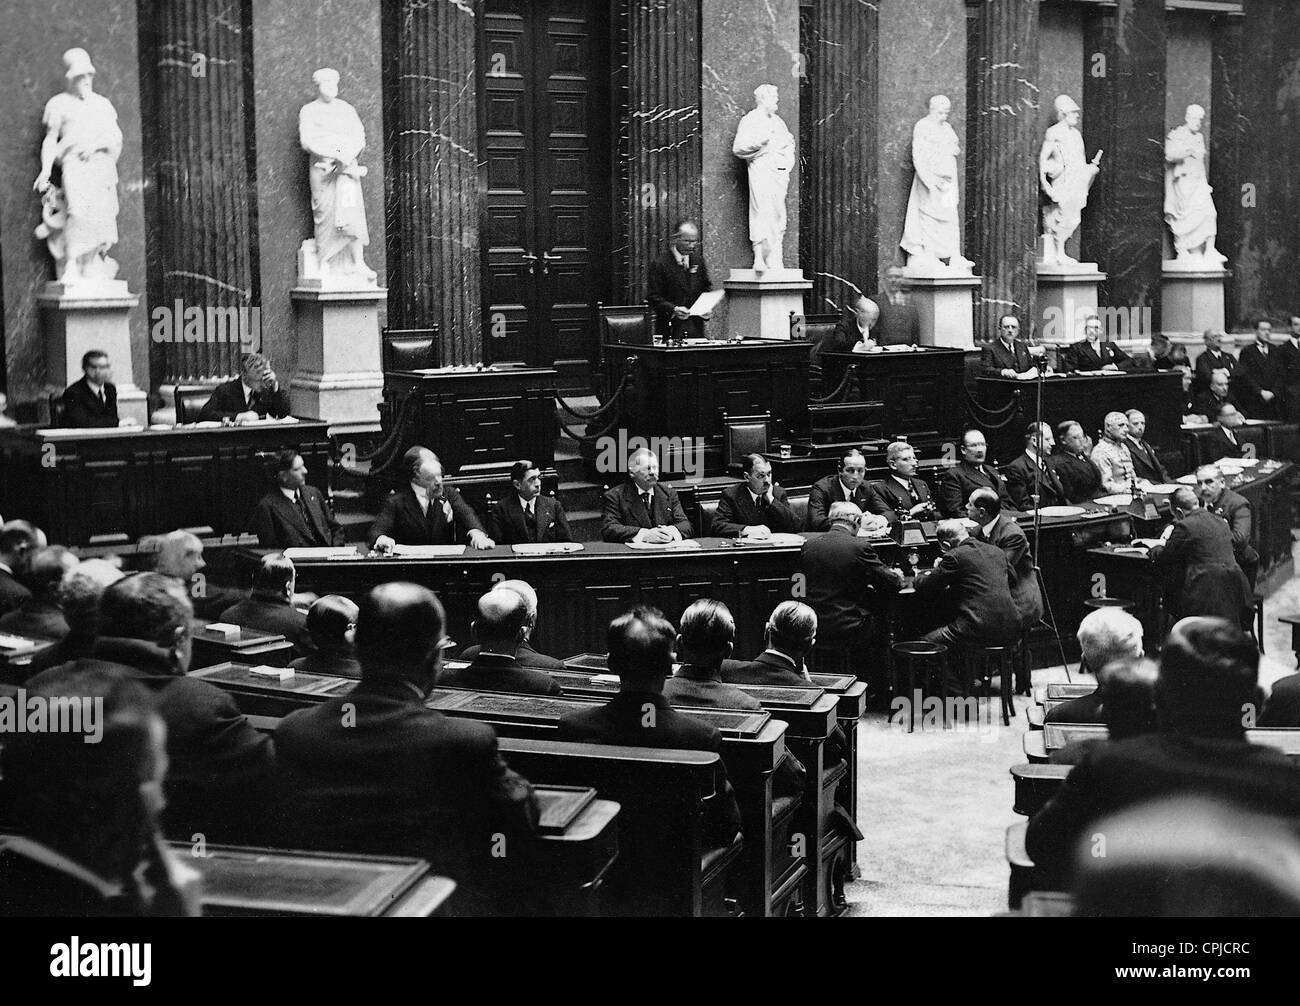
[
  {"left": 723, "top": 412, "right": 771, "bottom": 474},
  {"left": 382, "top": 326, "right": 439, "bottom": 371},
  {"left": 174, "top": 385, "right": 214, "bottom": 424}
]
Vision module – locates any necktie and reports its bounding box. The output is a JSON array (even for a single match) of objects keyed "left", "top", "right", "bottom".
[
  {"left": 425, "top": 495, "right": 441, "bottom": 541},
  {"left": 756, "top": 493, "right": 769, "bottom": 514},
  {"left": 295, "top": 490, "right": 310, "bottom": 525},
  {"left": 97, "top": 388, "right": 105, "bottom": 405},
  {"left": 524, "top": 500, "right": 538, "bottom": 541},
  {"left": 906, "top": 482, "right": 919, "bottom": 504},
  {"left": 643, "top": 492, "right": 655, "bottom": 523}
]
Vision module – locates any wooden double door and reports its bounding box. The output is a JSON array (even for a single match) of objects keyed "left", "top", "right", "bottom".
[{"left": 479, "top": 0, "right": 611, "bottom": 377}]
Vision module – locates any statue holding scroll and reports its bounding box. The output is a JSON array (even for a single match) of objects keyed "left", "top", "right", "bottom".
[
  {"left": 298, "top": 68, "right": 376, "bottom": 285},
  {"left": 1164, "top": 104, "right": 1226, "bottom": 266},
  {"left": 901, "top": 96, "right": 973, "bottom": 276},
  {"left": 732, "top": 84, "right": 796, "bottom": 273},
  {"left": 1039, "top": 95, "right": 1101, "bottom": 267}
]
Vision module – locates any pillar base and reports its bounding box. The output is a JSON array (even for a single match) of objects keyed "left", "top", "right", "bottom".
[
  {"left": 723, "top": 269, "right": 812, "bottom": 341},
  {"left": 1036, "top": 265, "right": 1106, "bottom": 345},
  {"left": 1161, "top": 264, "right": 1228, "bottom": 338},
  {"left": 38, "top": 284, "right": 149, "bottom": 426},
  {"left": 290, "top": 286, "right": 387, "bottom": 424},
  {"left": 907, "top": 274, "right": 982, "bottom": 350}
]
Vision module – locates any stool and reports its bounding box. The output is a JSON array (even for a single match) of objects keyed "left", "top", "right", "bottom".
[
  {"left": 889, "top": 641, "right": 948, "bottom": 732},
  {"left": 962, "top": 645, "right": 1015, "bottom": 727}
]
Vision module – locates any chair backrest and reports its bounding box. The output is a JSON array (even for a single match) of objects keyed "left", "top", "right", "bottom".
[
  {"left": 382, "top": 326, "right": 439, "bottom": 372},
  {"left": 724, "top": 412, "right": 771, "bottom": 471},
  {"left": 795, "top": 312, "right": 841, "bottom": 348},
  {"left": 47, "top": 392, "right": 66, "bottom": 428},
  {"left": 175, "top": 385, "right": 214, "bottom": 424},
  {"left": 598, "top": 303, "right": 653, "bottom": 346}
]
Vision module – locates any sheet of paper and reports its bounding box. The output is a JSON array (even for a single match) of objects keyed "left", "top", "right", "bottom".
[{"left": 688, "top": 289, "right": 726, "bottom": 317}]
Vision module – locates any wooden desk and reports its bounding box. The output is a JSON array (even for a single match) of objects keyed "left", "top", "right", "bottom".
[
  {"left": 600, "top": 339, "right": 810, "bottom": 475},
  {"left": 975, "top": 372, "right": 1185, "bottom": 468},
  {"left": 191, "top": 624, "right": 294, "bottom": 669},
  {"left": 0, "top": 420, "right": 331, "bottom": 547}
]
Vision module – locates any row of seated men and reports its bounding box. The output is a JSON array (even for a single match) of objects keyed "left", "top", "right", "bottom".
[
  {"left": 1016, "top": 611, "right": 1300, "bottom": 897},
  {"left": 50, "top": 350, "right": 290, "bottom": 428}
]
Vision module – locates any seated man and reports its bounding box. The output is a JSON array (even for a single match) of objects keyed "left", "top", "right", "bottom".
[
  {"left": 0, "top": 667, "right": 200, "bottom": 917},
  {"left": 663, "top": 599, "right": 761, "bottom": 710},
  {"left": 197, "top": 352, "right": 291, "bottom": 422},
  {"left": 1001, "top": 422, "right": 1068, "bottom": 511},
  {"left": 370, "top": 446, "right": 495, "bottom": 551},
  {"left": 1090, "top": 411, "right": 1150, "bottom": 495},
  {"left": 0, "top": 545, "right": 78, "bottom": 641},
  {"left": 866, "top": 441, "right": 935, "bottom": 524},
  {"left": 1191, "top": 368, "right": 1245, "bottom": 422},
  {"left": 830, "top": 295, "right": 880, "bottom": 354},
  {"left": 250, "top": 450, "right": 344, "bottom": 549},
  {"left": 712, "top": 453, "right": 800, "bottom": 538},
  {"left": 275, "top": 583, "right": 539, "bottom": 909},
  {"left": 1149, "top": 487, "right": 1252, "bottom": 626},
  {"left": 600, "top": 447, "right": 692, "bottom": 543},
  {"left": 28, "top": 573, "right": 277, "bottom": 844},
  {"left": 218, "top": 552, "right": 310, "bottom": 655},
  {"left": 486, "top": 459, "right": 571, "bottom": 545},
  {"left": 937, "top": 429, "right": 1011, "bottom": 517},
  {"left": 966, "top": 488, "right": 1042, "bottom": 691},
  {"left": 1026, "top": 617, "right": 1300, "bottom": 885},
  {"left": 1203, "top": 402, "right": 1250, "bottom": 459},
  {"left": 0, "top": 520, "right": 41, "bottom": 616},
  {"left": 1194, "top": 463, "right": 1259, "bottom": 585},
  {"left": 439, "top": 588, "right": 561, "bottom": 696},
  {"left": 980, "top": 314, "right": 1040, "bottom": 379},
  {"left": 722, "top": 600, "right": 817, "bottom": 686},
  {"left": 289, "top": 595, "right": 361, "bottom": 678},
  {"left": 18, "top": 559, "right": 123, "bottom": 680},
  {"left": 60, "top": 350, "right": 120, "bottom": 428},
  {"left": 151, "top": 529, "right": 244, "bottom": 620},
  {"left": 1124, "top": 409, "right": 1171, "bottom": 485},
  {"left": 1046, "top": 607, "right": 1145, "bottom": 723},
  {"left": 556, "top": 606, "right": 741, "bottom": 848},
  {"left": 457, "top": 579, "right": 564, "bottom": 671},
  {"left": 1064, "top": 314, "right": 1131, "bottom": 372},
  {"left": 807, "top": 449, "right": 884, "bottom": 532},
  {"left": 1050, "top": 420, "right": 1103, "bottom": 503},
  {"left": 913, "top": 519, "right": 1021, "bottom": 657},
  {"left": 1149, "top": 332, "right": 1190, "bottom": 372},
  {"left": 1048, "top": 658, "right": 1158, "bottom": 766}
]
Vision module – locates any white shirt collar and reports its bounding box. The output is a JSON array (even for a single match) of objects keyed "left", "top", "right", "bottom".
[
  {"left": 981, "top": 516, "right": 999, "bottom": 539},
  {"left": 673, "top": 248, "right": 689, "bottom": 268},
  {"left": 280, "top": 486, "right": 298, "bottom": 502},
  {"left": 411, "top": 483, "right": 430, "bottom": 508},
  {"left": 891, "top": 473, "right": 912, "bottom": 489},
  {"left": 241, "top": 379, "right": 258, "bottom": 404},
  {"left": 838, "top": 478, "right": 855, "bottom": 499},
  {"left": 0, "top": 561, "right": 11, "bottom": 575},
  {"left": 519, "top": 495, "right": 536, "bottom": 512},
  {"left": 749, "top": 488, "right": 769, "bottom": 506}
]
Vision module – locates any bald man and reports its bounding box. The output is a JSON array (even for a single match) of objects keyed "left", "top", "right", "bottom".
[
  {"left": 456, "top": 578, "right": 565, "bottom": 671},
  {"left": 439, "top": 588, "right": 561, "bottom": 695}
]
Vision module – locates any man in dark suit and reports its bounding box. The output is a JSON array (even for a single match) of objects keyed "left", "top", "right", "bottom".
[
  {"left": 1191, "top": 368, "right": 1245, "bottom": 421},
  {"left": 1279, "top": 315, "right": 1300, "bottom": 424},
  {"left": 937, "top": 429, "right": 1012, "bottom": 517},
  {"left": 1064, "top": 314, "right": 1131, "bottom": 372},
  {"left": 722, "top": 601, "right": 817, "bottom": 687},
  {"left": 1124, "top": 409, "right": 1171, "bottom": 485},
  {"left": 457, "top": 579, "right": 565, "bottom": 671},
  {"left": 1002, "top": 422, "right": 1069, "bottom": 510},
  {"left": 866, "top": 441, "right": 935, "bottom": 524},
  {"left": 197, "top": 352, "right": 291, "bottom": 421},
  {"left": 439, "top": 588, "right": 561, "bottom": 696},
  {"left": 601, "top": 447, "right": 692, "bottom": 543},
  {"left": 967, "top": 487, "right": 1042, "bottom": 643},
  {"left": 1201, "top": 403, "right": 1250, "bottom": 460},
  {"left": 1026, "top": 617, "right": 1300, "bottom": 885},
  {"left": 807, "top": 449, "right": 886, "bottom": 532},
  {"left": 1260, "top": 670, "right": 1300, "bottom": 727},
  {"left": 0, "top": 546, "right": 78, "bottom": 641},
  {"left": 274, "top": 583, "right": 539, "bottom": 911},
  {"left": 289, "top": 595, "right": 361, "bottom": 678},
  {"left": 646, "top": 219, "right": 713, "bottom": 341},
  {"left": 712, "top": 453, "right": 800, "bottom": 538},
  {"left": 250, "top": 449, "right": 344, "bottom": 549},
  {"left": 873, "top": 265, "right": 921, "bottom": 346},
  {"left": 800, "top": 503, "right": 904, "bottom": 651},
  {"left": 60, "top": 350, "right": 119, "bottom": 428},
  {"left": 556, "top": 607, "right": 742, "bottom": 850},
  {"left": 1149, "top": 488, "right": 1252, "bottom": 626},
  {"left": 28, "top": 572, "right": 277, "bottom": 844},
  {"left": 980, "top": 314, "right": 1040, "bottom": 378},
  {"left": 827, "top": 295, "right": 880, "bottom": 354},
  {"left": 1194, "top": 463, "right": 1259, "bottom": 584},
  {"left": 1192, "top": 329, "right": 1237, "bottom": 396},
  {"left": 1050, "top": 420, "right": 1103, "bottom": 503},
  {"left": 1045, "top": 607, "right": 1145, "bottom": 724},
  {"left": 370, "top": 446, "right": 494, "bottom": 551},
  {"left": 218, "top": 552, "right": 310, "bottom": 655},
  {"left": 913, "top": 520, "right": 1021, "bottom": 655},
  {"left": 663, "top": 599, "right": 761, "bottom": 710},
  {"left": 486, "top": 459, "right": 571, "bottom": 545},
  {"left": 1235, "top": 319, "right": 1282, "bottom": 418},
  {"left": 1048, "top": 659, "right": 1158, "bottom": 766},
  {"left": 0, "top": 520, "right": 41, "bottom": 617},
  {"left": 152, "top": 529, "right": 245, "bottom": 620}
]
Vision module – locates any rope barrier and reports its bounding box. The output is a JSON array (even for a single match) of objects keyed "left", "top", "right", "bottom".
[{"left": 810, "top": 365, "right": 855, "bottom": 405}]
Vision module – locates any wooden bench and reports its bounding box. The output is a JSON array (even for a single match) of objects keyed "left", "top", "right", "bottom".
[
  {"left": 1024, "top": 723, "right": 1300, "bottom": 763},
  {"left": 191, "top": 621, "right": 294, "bottom": 669}
]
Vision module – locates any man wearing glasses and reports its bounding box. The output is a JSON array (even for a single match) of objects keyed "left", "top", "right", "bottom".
[{"left": 980, "top": 314, "right": 1042, "bottom": 379}]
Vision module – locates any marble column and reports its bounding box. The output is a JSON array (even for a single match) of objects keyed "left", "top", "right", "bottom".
[
  {"left": 798, "top": 0, "right": 878, "bottom": 314},
  {"left": 1080, "top": 1, "right": 1167, "bottom": 333},
  {"left": 382, "top": 0, "right": 480, "bottom": 365},
  {"left": 140, "top": 0, "right": 259, "bottom": 386},
  {"left": 969, "top": 0, "right": 1039, "bottom": 343},
  {"left": 618, "top": 0, "right": 702, "bottom": 302},
  {"left": 1208, "top": 14, "right": 1244, "bottom": 327}
]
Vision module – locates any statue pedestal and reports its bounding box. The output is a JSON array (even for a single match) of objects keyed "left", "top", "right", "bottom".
[
  {"left": 1036, "top": 264, "right": 1105, "bottom": 345},
  {"left": 1161, "top": 262, "right": 1228, "bottom": 338},
  {"left": 289, "top": 286, "right": 387, "bottom": 426},
  {"left": 907, "top": 274, "right": 982, "bottom": 350},
  {"left": 723, "top": 269, "right": 812, "bottom": 340},
  {"left": 38, "top": 283, "right": 149, "bottom": 426}
]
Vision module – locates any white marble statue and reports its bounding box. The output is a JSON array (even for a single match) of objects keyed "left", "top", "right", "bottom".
[
  {"left": 732, "top": 84, "right": 796, "bottom": 273},
  {"left": 1164, "top": 104, "right": 1226, "bottom": 266},
  {"left": 32, "top": 48, "right": 124, "bottom": 286},
  {"left": 1039, "top": 95, "right": 1102, "bottom": 267},
  {"left": 901, "top": 96, "right": 973, "bottom": 276},
  {"left": 298, "top": 68, "right": 376, "bottom": 285}
]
